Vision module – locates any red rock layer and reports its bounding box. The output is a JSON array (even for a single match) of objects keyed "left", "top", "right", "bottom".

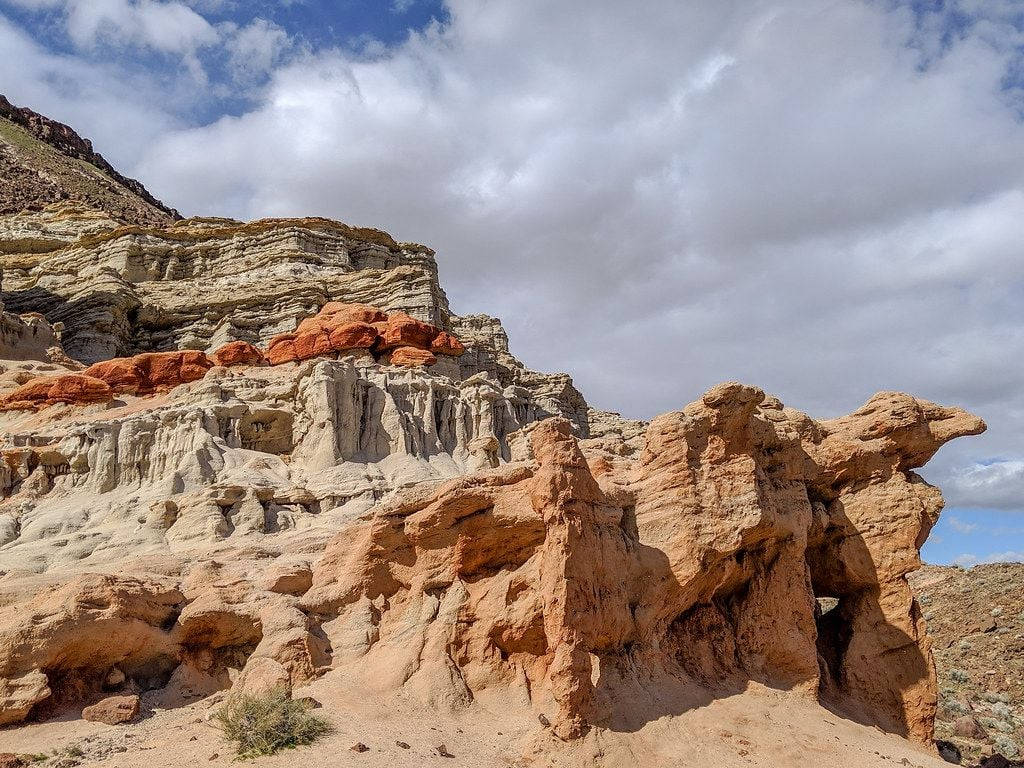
[
  {"left": 389, "top": 347, "right": 438, "bottom": 367},
  {"left": 0, "top": 373, "right": 112, "bottom": 411},
  {"left": 266, "top": 302, "right": 464, "bottom": 367},
  {"left": 210, "top": 341, "right": 266, "bottom": 367},
  {"left": 84, "top": 351, "right": 213, "bottom": 395}
]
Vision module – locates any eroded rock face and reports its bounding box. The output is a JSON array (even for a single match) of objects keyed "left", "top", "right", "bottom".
[
  {"left": 302, "top": 385, "right": 984, "bottom": 744},
  {"left": 0, "top": 209, "right": 589, "bottom": 432}
]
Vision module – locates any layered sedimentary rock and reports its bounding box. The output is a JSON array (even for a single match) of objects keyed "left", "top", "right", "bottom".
[{"left": 0, "top": 209, "right": 588, "bottom": 434}]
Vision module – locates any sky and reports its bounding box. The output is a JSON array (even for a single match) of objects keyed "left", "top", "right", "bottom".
[{"left": 0, "top": 0, "right": 1021, "bottom": 567}]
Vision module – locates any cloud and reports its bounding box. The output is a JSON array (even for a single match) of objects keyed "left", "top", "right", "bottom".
[
  {"left": 1, "top": 0, "right": 1023, "bottom": 522},
  {"left": 10, "top": 0, "right": 221, "bottom": 54},
  {"left": 953, "top": 551, "right": 1024, "bottom": 568},
  {"left": 946, "top": 515, "right": 980, "bottom": 534},
  {"left": 223, "top": 18, "right": 291, "bottom": 84},
  {"left": 944, "top": 459, "right": 1024, "bottom": 510}
]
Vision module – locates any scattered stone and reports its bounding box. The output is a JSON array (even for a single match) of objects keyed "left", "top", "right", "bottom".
[
  {"left": 82, "top": 694, "right": 140, "bottom": 725},
  {"left": 953, "top": 715, "right": 987, "bottom": 740},
  {"left": 396, "top": 741, "right": 410, "bottom": 749},
  {"left": 538, "top": 713, "right": 551, "bottom": 727},
  {"left": 436, "top": 744, "right": 454, "bottom": 758},
  {"left": 936, "top": 740, "right": 961, "bottom": 764},
  {"left": 350, "top": 743, "right": 369, "bottom": 753}
]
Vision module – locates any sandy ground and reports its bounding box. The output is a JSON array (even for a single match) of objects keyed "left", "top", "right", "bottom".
[{"left": 0, "top": 671, "right": 957, "bottom": 768}]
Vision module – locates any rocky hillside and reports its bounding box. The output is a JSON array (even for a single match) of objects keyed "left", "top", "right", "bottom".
[
  {"left": 0, "top": 102, "right": 999, "bottom": 768},
  {"left": 910, "top": 564, "right": 1024, "bottom": 765},
  {"left": 0, "top": 95, "right": 178, "bottom": 226}
]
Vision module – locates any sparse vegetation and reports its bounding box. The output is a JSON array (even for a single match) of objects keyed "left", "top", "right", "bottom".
[{"left": 213, "top": 687, "right": 331, "bottom": 759}]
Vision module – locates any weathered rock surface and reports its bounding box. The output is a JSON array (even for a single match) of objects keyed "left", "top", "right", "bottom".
[
  {"left": 302, "top": 385, "right": 984, "bottom": 743},
  {"left": 0, "top": 372, "right": 111, "bottom": 410},
  {"left": 210, "top": 341, "right": 266, "bottom": 368},
  {"left": 83, "top": 350, "right": 214, "bottom": 395}
]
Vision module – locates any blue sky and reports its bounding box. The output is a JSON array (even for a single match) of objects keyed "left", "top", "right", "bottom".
[{"left": 0, "top": 0, "right": 1022, "bottom": 567}]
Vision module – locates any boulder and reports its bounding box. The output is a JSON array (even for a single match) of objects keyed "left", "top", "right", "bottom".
[
  {"left": 389, "top": 347, "right": 437, "bottom": 367},
  {"left": 0, "top": 373, "right": 112, "bottom": 411},
  {"left": 430, "top": 331, "right": 465, "bottom": 357},
  {"left": 377, "top": 312, "right": 440, "bottom": 351},
  {"left": 84, "top": 350, "right": 213, "bottom": 395},
  {"left": 265, "top": 333, "right": 299, "bottom": 365},
  {"left": 210, "top": 341, "right": 266, "bottom": 367},
  {"left": 953, "top": 714, "right": 987, "bottom": 739},
  {"left": 328, "top": 322, "right": 378, "bottom": 352},
  {"left": 317, "top": 302, "right": 388, "bottom": 325},
  {"left": 81, "top": 694, "right": 140, "bottom": 725}
]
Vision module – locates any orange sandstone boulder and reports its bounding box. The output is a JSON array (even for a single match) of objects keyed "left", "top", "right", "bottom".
[
  {"left": 0, "top": 373, "right": 112, "bottom": 410},
  {"left": 210, "top": 341, "right": 266, "bottom": 367},
  {"left": 389, "top": 346, "right": 437, "bottom": 367},
  {"left": 319, "top": 302, "right": 388, "bottom": 325},
  {"left": 328, "top": 322, "right": 379, "bottom": 351},
  {"left": 266, "top": 303, "right": 462, "bottom": 367},
  {"left": 81, "top": 357, "right": 141, "bottom": 395},
  {"left": 267, "top": 318, "right": 379, "bottom": 365},
  {"left": 84, "top": 351, "right": 213, "bottom": 395},
  {"left": 378, "top": 312, "right": 440, "bottom": 351},
  {"left": 266, "top": 333, "right": 298, "bottom": 365},
  {"left": 430, "top": 331, "right": 465, "bottom": 357}
]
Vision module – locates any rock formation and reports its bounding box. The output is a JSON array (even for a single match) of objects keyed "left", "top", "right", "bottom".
[
  {"left": 0, "top": 101, "right": 990, "bottom": 766},
  {"left": 0, "top": 95, "right": 178, "bottom": 225}
]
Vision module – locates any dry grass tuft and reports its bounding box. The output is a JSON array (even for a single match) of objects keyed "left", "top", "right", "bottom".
[{"left": 213, "top": 687, "right": 331, "bottom": 759}]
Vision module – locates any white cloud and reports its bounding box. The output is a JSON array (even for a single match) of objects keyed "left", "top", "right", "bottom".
[
  {"left": 943, "top": 460, "right": 1024, "bottom": 510},
  {"left": 223, "top": 18, "right": 290, "bottom": 84},
  {"left": 947, "top": 516, "right": 980, "bottom": 534},
  {"left": 953, "top": 551, "right": 1024, "bottom": 568},
  {"left": 59, "top": 0, "right": 218, "bottom": 54}
]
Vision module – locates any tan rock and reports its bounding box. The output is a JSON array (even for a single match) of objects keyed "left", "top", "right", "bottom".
[
  {"left": 302, "top": 385, "right": 984, "bottom": 745},
  {"left": 388, "top": 346, "right": 437, "bottom": 367},
  {"left": 82, "top": 693, "right": 140, "bottom": 724}
]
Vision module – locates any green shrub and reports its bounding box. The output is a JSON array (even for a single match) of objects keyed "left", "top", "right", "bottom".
[{"left": 213, "top": 688, "right": 331, "bottom": 759}]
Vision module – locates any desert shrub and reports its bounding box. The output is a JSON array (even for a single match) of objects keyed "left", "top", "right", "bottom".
[
  {"left": 991, "top": 702, "right": 1013, "bottom": 719},
  {"left": 993, "top": 734, "right": 1019, "bottom": 759},
  {"left": 213, "top": 688, "right": 331, "bottom": 759},
  {"left": 950, "top": 668, "right": 970, "bottom": 683}
]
